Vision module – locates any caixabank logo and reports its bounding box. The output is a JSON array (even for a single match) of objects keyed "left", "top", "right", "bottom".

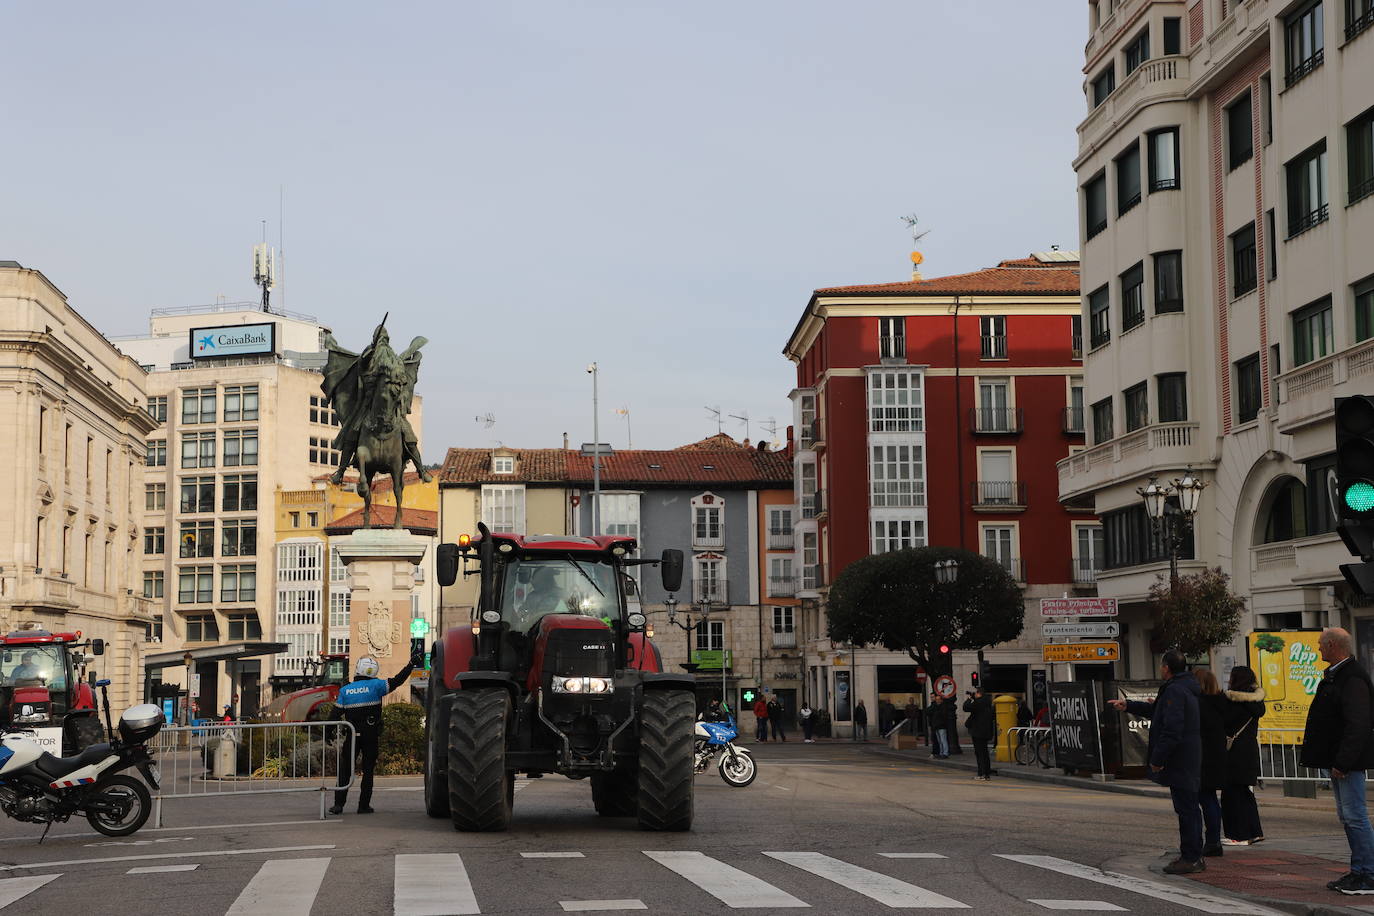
[{"left": 189, "top": 322, "right": 275, "bottom": 359}]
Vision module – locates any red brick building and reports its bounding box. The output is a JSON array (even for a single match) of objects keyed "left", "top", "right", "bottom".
[{"left": 782, "top": 251, "right": 1096, "bottom": 734}]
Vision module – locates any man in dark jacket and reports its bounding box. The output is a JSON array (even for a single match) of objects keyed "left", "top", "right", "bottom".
[
  {"left": 1301, "top": 628, "right": 1374, "bottom": 895},
  {"left": 963, "top": 688, "right": 995, "bottom": 780},
  {"left": 1109, "top": 649, "right": 1203, "bottom": 874}
]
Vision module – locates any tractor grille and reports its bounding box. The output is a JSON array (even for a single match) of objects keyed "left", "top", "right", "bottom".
[{"left": 543, "top": 628, "right": 614, "bottom": 678}]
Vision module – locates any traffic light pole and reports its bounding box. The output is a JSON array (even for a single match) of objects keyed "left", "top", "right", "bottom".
[{"left": 1336, "top": 397, "right": 1374, "bottom": 596}]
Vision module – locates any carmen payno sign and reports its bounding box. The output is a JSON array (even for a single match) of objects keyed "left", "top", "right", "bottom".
[
  {"left": 1047, "top": 681, "right": 1103, "bottom": 772},
  {"left": 190, "top": 322, "right": 276, "bottom": 359}
]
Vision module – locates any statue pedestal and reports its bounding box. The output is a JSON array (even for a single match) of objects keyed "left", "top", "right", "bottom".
[{"left": 334, "top": 529, "right": 427, "bottom": 705}]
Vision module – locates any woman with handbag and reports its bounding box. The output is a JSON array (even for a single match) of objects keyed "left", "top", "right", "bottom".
[
  {"left": 1195, "top": 668, "right": 1228, "bottom": 856},
  {"left": 1220, "top": 665, "right": 1266, "bottom": 845}
]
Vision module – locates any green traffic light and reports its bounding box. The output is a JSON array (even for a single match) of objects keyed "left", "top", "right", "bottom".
[{"left": 1347, "top": 482, "right": 1374, "bottom": 513}]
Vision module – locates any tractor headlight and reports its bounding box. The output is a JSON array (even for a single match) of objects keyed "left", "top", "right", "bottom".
[
  {"left": 480, "top": 610, "right": 501, "bottom": 624},
  {"left": 628, "top": 613, "right": 646, "bottom": 628},
  {"left": 551, "top": 676, "right": 613, "bottom": 695}
]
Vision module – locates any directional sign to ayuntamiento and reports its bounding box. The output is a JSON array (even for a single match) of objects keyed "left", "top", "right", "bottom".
[
  {"left": 1042, "top": 622, "right": 1121, "bottom": 639},
  {"left": 1040, "top": 597, "right": 1118, "bottom": 617}
]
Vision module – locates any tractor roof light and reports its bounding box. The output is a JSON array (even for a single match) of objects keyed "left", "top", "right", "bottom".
[
  {"left": 458, "top": 534, "right": 471, "bottom": 547},
  {"left": 481, "top": 610, "right": 501, "bottom": 624},
  {"left": 498, "top": 543, "right": 514, "bottom": 553}
]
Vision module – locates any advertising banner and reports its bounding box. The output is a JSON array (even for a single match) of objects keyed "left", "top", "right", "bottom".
[
  {"left": 1111, "top": 680, "right": 1161, "bottom": 767},
  {"left": 1248, "top": 630, "right": 1325, "bottom": 745},
  {"left": 1048, "top": 681, "right": 1103, "bottom": 772},
  {"left": 834, "top": 670, "right": 851, "bottom": 721},
  {"left": 190, "top": 322, "right": 277, "bottom": 359}
]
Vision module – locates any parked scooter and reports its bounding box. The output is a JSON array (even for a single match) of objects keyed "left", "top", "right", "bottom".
[
  {"left": 0, "top": 678, "right": 164, "bottom": 839},
  {"left": 694, "top": 714, "right": 757, "bottom": 787}
]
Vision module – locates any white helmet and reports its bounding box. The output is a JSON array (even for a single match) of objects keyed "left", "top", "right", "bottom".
[{"left": 355, "top": 657, "right": 380, "bottom": 678}]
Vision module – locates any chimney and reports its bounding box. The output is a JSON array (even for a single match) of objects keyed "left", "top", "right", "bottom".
[
  {"left": 910, "top": 250, "right": 925, "bottom": 282},
  {"left": 787, "top": 424, "right": 794, "bottom": 446},
  {"left": 562, "top": 431, "right": 569, "bottom": 450}
]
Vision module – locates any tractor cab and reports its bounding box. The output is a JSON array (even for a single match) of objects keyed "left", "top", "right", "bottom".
[{"left": 0, "top": 628, "right": 105, "bottom": 754}]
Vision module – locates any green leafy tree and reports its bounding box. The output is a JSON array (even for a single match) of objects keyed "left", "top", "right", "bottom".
[
  {"left": 1148, "top": 566, "right": 1247, "bottom": 658},
  {"left": 826, "top": 547, "right": 1024, "bottom": 676}
]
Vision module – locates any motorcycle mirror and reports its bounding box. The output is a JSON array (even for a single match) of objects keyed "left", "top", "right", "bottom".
[{"left": 91, "top": 638, "right": 106, "bottom": 656}]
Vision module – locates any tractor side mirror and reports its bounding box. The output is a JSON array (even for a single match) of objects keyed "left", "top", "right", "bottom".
[
  {"left": 437, "top": 543, "right": 459, "bottom": 587},
  {"left": 91, "top": 638, "right": 106, "bottom": 656},
  {"left": 660, "top": 549, "right": 684, "bottom": 593}
]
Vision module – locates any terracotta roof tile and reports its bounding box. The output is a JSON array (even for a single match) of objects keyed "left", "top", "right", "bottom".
[
  {"left": 439, "top": 440, "right": 793, "bottom": 489},
  {"left": 817, "top": 265, "right": 1080, "bottom": 297},
  {"left": 325, "top": 505, "right": 438, "bottom": 534},
  {"left": 675, "top": 433, "right": 751, "bottom": 451},
  {"left": 439, "top": 448, "right": 569, "bottom": 484}
]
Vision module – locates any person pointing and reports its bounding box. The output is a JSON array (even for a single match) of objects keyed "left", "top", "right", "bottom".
[{"left": 330, "top": 647, "right": 421, "bottom": 815}]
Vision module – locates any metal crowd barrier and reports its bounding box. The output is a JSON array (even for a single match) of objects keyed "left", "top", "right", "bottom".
[
  {"left": 148, "top": 720, "right": 357, "bottom": 826},
  {"left": 1255, "top": 728, "right": 1341, "bottom": 784}
]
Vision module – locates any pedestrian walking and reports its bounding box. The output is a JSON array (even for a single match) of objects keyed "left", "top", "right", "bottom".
[
  {"left": 768, "top": 698, "right": 787, "bottom": 741},
  {"left": 929, "top": 696, "right": 950, "bottom": 758},
  {"left": 854, "top": 699, "right": 868, "bottom": 741},
  {"left": 1194, "top": 668, "right": 1226, "bottom": 857},
  {"left": 963, "top": 687, "right": 995, "bottom": 780},
  {"left": 799, "top": 703, "right": 815, "bottom": 742},
  {"left": 1219, "top": 665, "right": 1265, "bottom": 846},
  {"left": 753, "top": 696, "right": 770, "bottom": 742},
  {"left": 1300, "top": 628, "right": 1374, "bottom": 895},
  {"left": 330, "top": 649, "right": 420, "bottom": 815},
  {"left": 1108, "top": 649, "right": 1203, "bottom": 875}
]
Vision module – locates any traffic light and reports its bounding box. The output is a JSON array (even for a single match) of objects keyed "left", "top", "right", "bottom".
[
  {"left": 970, "top": 671, "right": 980, "bottom": 689},
  {"left": 1336, "top": 397, "right": 1374, "bottom": 595},
  {"left": 938, "top": 644, "right": 950, "bottom": 656}
]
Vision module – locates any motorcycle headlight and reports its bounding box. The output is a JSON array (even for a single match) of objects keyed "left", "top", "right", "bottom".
[
  {"left": 551, "top": 676, "right": 613, "bottom": 695},
  {"left": 14, "top": 703, "right": 49, "bottom": 723}
]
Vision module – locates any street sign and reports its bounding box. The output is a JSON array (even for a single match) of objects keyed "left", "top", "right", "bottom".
[
  {"left": 190, "top": 674, "right": 201, "bottom": 697},
  {"left": 1042, "top": 642, "right": 1120, "bottom": 662},
  {"left": 933, "top": 675, "right": 956, "bottom": 698},
  {"left": 1042, "top": 622, "right": 1121, "bottom": 639},
  {"left": 1040, "top": 597, "right": 1119, "bottom": 617}
]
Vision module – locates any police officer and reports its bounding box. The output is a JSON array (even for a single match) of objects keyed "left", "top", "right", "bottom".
[{"left": 330, "top": 647, "right": 421, "bottom": 814}]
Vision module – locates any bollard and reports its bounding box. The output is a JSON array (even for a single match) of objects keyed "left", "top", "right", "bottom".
[{"left": 994, "top": 695, "right": 1019, "bottom": 762}]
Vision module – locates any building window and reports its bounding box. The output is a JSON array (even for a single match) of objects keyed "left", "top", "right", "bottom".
[
  {"left": 1157, "top": 373, "right": 1188, "bottom": 422},
  {"left": 800, "top": 461, "right": 818, "bottom": 519},
  {"left": 693, "top": 505, "right": 723, "bottom": 548},
  {"left": 221, "top": 519, "right": 257, "bottom": 557},
  {"left": 329, "top": 590, "right": 351, "bottom": 631},
  {"left": 143, "top": 570, "right": 164, "bottom": 599},
  {"left": 481, "top": 484, "right": 525, "bottom": 534},
  {"left": 982, "top": 526, "right": 1016, "bottom": 577},
  {"left": 598, "top": 493, "right": 640, "bottom": 538},
  {"left": 773, "top": 606, "right": 795, "bottom": 636},
  {"left": 1092, "top": 398, "right": 1114, "bottom": 443},
  {"left": 866, "top": 369, "right": 923, "bottom": 432},
  {"left": 179, "top": 476, "right": 214, "bottom": 513},
  {"left": 1285, "top": 0, "right": 1325, "bottom": 86},
  {"left": 1066, "top": 382, "right": 1086, "bottom": 434},
  {"left": 276, "top": 541, "right": 323, "bottom": 583},
  {"left": 1227, "top": 92, "right": 1253, "bottom": 171},
  {"left": 184, "top": 613, "right": 219, "bottom": 643},
  {"left": 768, "top": 557, "right": 795, "bottom": 596},
  {"left": 223, "top": 385, "right": 259, "bottom": 422},
  {"left": 1085, "top": 173, "right": 1108, "bottom": 239},
  {"left": 1071, "top": 314, "right": 1083, "bottom": 358},
  {"left": 694, "top": 620, "right": 725, "bottom": 653},
  {"left": 1124, "top": 28, "right": 1150, "bottom": 74},
  {"left": 222, "top": 474, "right": 258, "bottom": 511},
  {"left": 976, "top": 377, "right": 1013, "bottom": 432},
  {"left": 979, "top": 315, "right": 1007, "bottom": 359},
  {"left": 1350, "top": 0, "right": 1374, "bottom": 41},
  {"left": 221, "top": 564, "right": 257, "bottom": 602},
  {"left": 1124, "top": 382, "right": 1149, "bottom": 432},
  {"left": 181, "top": 432, "right": 215, "bottom": 469},
  {"left": 226, "top": 612, "right": 262, "bottom": 641},
  {"left": 798, "top": 393, "right": 816, "bottom": 448},
  {"left": 1089, "top": 285, "right": 1111, "bottom": 349},
  {"left": 146, "top": 396, "right": 167, "bottom": 424},
  {"left": 1293, "top": 298, "right": 1334, "bottom": 366},
  {"left": 1350, "top": 106, "right": 1374, "bottom": 206},
  {"left": 872, "top": 518, "right": 925, "bottom": 554},
  {"left": 1355, "top": 277, "right": 1374, "bottom": 342},
  {"left": 223, "top": 429, "right": 258, "bottom": 467},
  {"left": 976, "top": 449, "right": 1016, "bottom": 505},
  {"left": 276, "top": 588, "right": 321, "bottom": 628},
  {"left": 870, "top": 444, "right": 924, "bottom": 507},
  {"left": 693, "top": 557, "right": 725, "bottom": 604},
  {"left": 1116, "top": 142, "right": 1141, "bottom": 215},
  {"left": 309, "top": 395, "right": 340, "bottom": 427},
  {"left": 180, "top": 387, "right": 216, "bottom": 425},
  {"left": 179, "top": 521, "right": 213, "bottom": 558},
  {"left": 177, "top": 566, "right": 214, "bottom": 604},
  {"left": 801, "top": 531, "right": 820, "bottom": 589},
  {"left": 1103, "top": 502, "right": 1194, "bottom": 569},
  {"left": 1075, "top": 525, "right": 1105, "bottom": 584},
  {"left": 1266, "top": 209, "right": 1278, "bottom": 280},
  {"left": 1152, "top": 250, "right": 1183, "bottom": 313},
  {"left": 879, "top": 316, "right": 906, "bottom": 359},
  {"left": 330, "top": 547, "right": 348, "bottom": 583},
  {"left": 768, "top": 507, "right": 794, "bottom": 550},
  {"left": 1148, "top": 128, "right": 1180, "bottom": 191},
  {"left": 1236, "top": 354, "right": 1262, "bottom": 423},
  {"left": 146, "top": 440, "right": 167, "bottom": 467},
  {"left": 1287, "top": 140, "right": 1329, "bottom": 236},
  {"left": 1091, "top": 64, "right": 1115, "bottom": 108},
  {"left": 1120, "top": 263, "right": 1145, "bottom": 331},
  {"left": 145, "top": 483, "right": 166, "bottom": 511},
  {"left": 144, "top": 526, "right": 165, "bottom": 556},
  {"left": 1306, "top": 453, "right": 1338, "bottom": 534},
  {"left": 1231, "top": 223, "right": 1257, "bottom": 297},
  {"left": 308, "top": 436, "right": 340, "bottom": 467},
  {"left": 1163, "top": 17, "right": 1182, "bottom": 53},
  {"left": 492, "top": 455, "right": 515, "bottom": 474}
]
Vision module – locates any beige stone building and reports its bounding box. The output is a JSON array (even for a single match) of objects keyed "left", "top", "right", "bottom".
[
  {"left": 1063, "top": 0, "right": 1374, "bottom": 673},
  {"left": 0, "top": 262, "right": 159, "bottom": 711}
]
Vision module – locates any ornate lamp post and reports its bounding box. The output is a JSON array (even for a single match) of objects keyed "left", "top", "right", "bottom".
[
  {"left": 1137, "top": 469, "right": 1207, "bottom": 589},
  {"left": 665, "top": 595, "right": 721, "bottom": 699},
  {"left": 182, "top": 651, "right": 194, "bottom": 726}
]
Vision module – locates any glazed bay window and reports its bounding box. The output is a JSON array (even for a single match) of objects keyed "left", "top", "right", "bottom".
[
  {"left": 222, "top": 474, "right": 257, "bottom": 511},
  {"left": 1356, "top": 278, "right": 1374, "bottom": 342},
  {"left": 1157, "top": 373, "right": 1188, "bottom": 422},
  {"left": 598, "top": 493, "right": 640, "bottom": 538},
  {"left": 1347, "top": 106, "right": 1374, "bottom": 206},
  {"left": 1124, "top": 382, "right": 1149, "bottom": 432},
  {"left": 1227, "top": 92, "right": 1253, "bottom": 171},
  {"left": 873, "top": 518, "right": 925, "bottom": 554},
  {"left": 1089, "top": 286, "right": 1111, "bottom": 349},
  {"left": 1084, "top": 173, "right": 1107, "bottom": 239},
  {"left": 870, "top": 444, "right": 924, "bottom": 507},
  {"left": 801, "top": 531, "right": 820, "bottom": 589},
  {"left": 1124, "top": 28, "right": 1150, "bottom": 75},
  {"left": 481, "top": 484, "right": 525, "bottom": 533},
  {"left": 181, "top": 432, "right": 215, "bottom": 469},
  {"left": 329, "top": 590, "right": 351, "bottom": 633},
  {"left": 1285, "top": 0, "right": 1324, "bottom": 87},
  {"left": 1351, "top": 0, "right": 1374, "bottom": 40},
  {"left": 178, "top": 566, "right": 213, "bottom": 604},
  {"left": 220, "top": 564, "right": 257, "bottom": 602},
  {"left": 798, "top": 393, "right": 816, "bottom": 448},
  {"left": 1148, "top": 128, "right": 1180, "bottom": 192},
  {"left": 223, "top": 385, "right": 259, "bottom": 422},
  {"left": 221, "top": 519, "right": 257, "bottom": 557},
  {"left": 867, "top": 369, "right": 923, "bottom": 432},
  {"left": 1091, "top": 64, "right": 1115, "bottom": 108},
  {"left": 1116, "top": 142, "right": 1141, "bottom": 215},
  {"left": 1092, "top": 398, "right": 1114, "bottom": 444},
  {"left": 1231, "top": 223, "right": 1257, "bottom": 297},
  {"left": 980, "top": 315, "right": 1007, "bottom": 359},
  {"left": 800, "top": 461, "right": 818, "bottom": 518},
  {"left": 184, "top": 613, "right": 219, "bottom": 643},
  {"left": 1286, "top": 140, "right": 1329, "bottom": 236},
  {"left": 1154, "top": 250, "right": 1183, "bottom": 313},
  {"left": 179, "top": 476, "right": 214, "bottom": 513},
  {"left": 181, "top": 387, "right": 216, "bottom": 425},
  {"left": 1293, "top": 298, "right": 1334, "bottom": 366},
  {"left": 1120, "top": 263, "right": 1145, "bottom": 331},
  {"left": 1235, "top": 354, "right": 1262, "bottom": 423},
  {"left": 223, "top": 429, "right": 258, "bottom": 467},
  {"left": 179, "top": 521, "right": 213, "bottom": 559},
  {"left": 879, "top": 316, "right": 905, "bottom": 359}
]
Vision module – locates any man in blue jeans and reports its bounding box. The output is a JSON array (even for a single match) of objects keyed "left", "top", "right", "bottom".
[
  {"left": 1109, "top": 649, "right": 1202, "bottom": 874},
  {"left": 1301, "top": 628, "right": 1374, "bottom": 895}
]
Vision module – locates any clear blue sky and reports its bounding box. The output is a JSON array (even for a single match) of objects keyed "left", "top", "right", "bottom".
[{"left": 3, "top": 1, "right": 1086, "bottom": 457}]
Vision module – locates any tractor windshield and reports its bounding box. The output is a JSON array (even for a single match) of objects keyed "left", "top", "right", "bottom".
[
  {"left": 502, "top": 557, "right": 621, "bottom": 635},
  {"left": 0, "top": 645, "right": 68, "bottom": 689}
]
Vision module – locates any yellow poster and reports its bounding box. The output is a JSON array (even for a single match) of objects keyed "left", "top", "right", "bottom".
[{"left": 1247, "top": 630, "right": 1326, "bottom": 745}]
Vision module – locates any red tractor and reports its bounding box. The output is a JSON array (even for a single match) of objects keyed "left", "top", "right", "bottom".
[
  {"left": 0, "top": 627, "right": 108, "bottom": 755},
  {"left": 262, "top": 654, "right": 350, "bottom": 723},
  {"left": 425, "top": 524, "right": 693, "bottom": 832}
]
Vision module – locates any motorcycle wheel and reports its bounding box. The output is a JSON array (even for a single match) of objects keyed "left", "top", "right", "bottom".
[
  {"left": 86, "top": 775, "right": 152, "bottom": 837},
  {"left": 717, "top": 749, "right": 757, "bottom": 788}
]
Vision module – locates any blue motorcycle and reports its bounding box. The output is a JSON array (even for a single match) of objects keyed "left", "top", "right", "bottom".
[{"left": 694, "top": 715, "right": 756, "bottom": 787}]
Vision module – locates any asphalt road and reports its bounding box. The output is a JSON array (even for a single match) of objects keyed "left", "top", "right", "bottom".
[{"left": 0, "top": 743, "right": 1341, "bottom": 915}]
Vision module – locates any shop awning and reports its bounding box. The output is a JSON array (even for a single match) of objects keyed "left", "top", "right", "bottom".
[{"left": 143, "top": 642, "right": 289, "bottom": 670}]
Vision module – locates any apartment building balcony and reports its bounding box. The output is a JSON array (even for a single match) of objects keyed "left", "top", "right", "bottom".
[
  {"left": 768, "top": 530, "right": 795, "bottom": 550},
  {"left": 1072, "top": 558, "right": 1102, "bottom": 587},
  {"left": 809, "top": 418, "right": 826, "bottom": 452},
  {"left": 771, "top": 630, "right": 798, "bottom": 650},
  {"left": 800, "top": 565, "right": 825, "bottom": 592},
  {"left": 971, "top": 408, "right": 1024, "bottom": 435},
  {"left": 693, "top": 579, "right": 728, "bottom": 604},
  {"left": 691, "top": 524, "right": 725, "bottom": 550},
  {"left": 768, "top": 576, "right": 798, "bottom": 598},
  {"left": 1057, "top": 421, "right": 1201, "bottom": 501},
  {"left": 880, "top": 335, "right": 906, "bottom": 361},
  {"left": 1062, "top": 407, "right": 1085, "bottom": 435},
  {"left": 972, "top": 480, "right": 1027, "bottom": 510},
  {"left": 1276, "top": 338, "right": 1374, "bottom": 435},
  {"left": 980, "top": 334, "right": 1008, "bottom": 359},
  {"left": 990, "top": 557, "right": 1025, "bottom": 583},
  {"left": 801, "top": 491, "right": 820, "bottom": 520},
  {"left": 1077, "top": 55, "right": 1190, "bottom": 155}
]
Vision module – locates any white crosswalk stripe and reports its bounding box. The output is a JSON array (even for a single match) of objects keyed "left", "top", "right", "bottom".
[
  {"left": 997, "top": 855, "right": 1285, "bottom": 915},
  {"left": 1028, "top": 902, "right": 1127, "bottom": 912},
  {"left": 0, "top": 875, "right": 58, "bottom": 910},
  {"left": 644, "top": 850, "right": 809, "bottom": 908},
  {"left": 765, "top": 851, "right": 969, "bottom": 908},
  {"left": 226, "top": 857, "right": 332, "bottom": 916},
  {"left": 394, "top": 853, "right": 481, "bottom": 916}
]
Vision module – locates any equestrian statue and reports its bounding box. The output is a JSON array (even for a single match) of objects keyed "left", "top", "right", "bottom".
[{"left": 320, "top": 315, "right": 432, "bottom": 528}]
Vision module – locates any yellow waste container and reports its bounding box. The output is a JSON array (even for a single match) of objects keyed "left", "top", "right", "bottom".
[{"left": 994, "top": 694, "right": 1020, "bottom": 762}]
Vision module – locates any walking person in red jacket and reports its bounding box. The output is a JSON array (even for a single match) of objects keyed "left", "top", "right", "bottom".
[{"left": 753, "top": 696, "right": 769, "bottom": 742}]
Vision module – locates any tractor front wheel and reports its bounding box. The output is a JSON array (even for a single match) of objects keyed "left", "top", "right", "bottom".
[
  {"left": 423, "top": 645, "right": 450, "bottom": 819},
  {"left": 447, "top": 687, "right": 513, "bottom": 832},
  {"left": 636, "top": 690, "right": 694, "bottom": 831}
]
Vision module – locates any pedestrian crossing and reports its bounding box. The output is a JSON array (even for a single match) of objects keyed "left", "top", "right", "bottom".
[{"left": 0, "top": 849, "right": 1282, "bottom": 914}]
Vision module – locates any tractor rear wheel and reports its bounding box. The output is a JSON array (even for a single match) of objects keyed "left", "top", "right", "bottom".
[
  {"left": 447, "top": 687, "right": 513, "bottom": 832},
  {"left": 65, "top": 714, "right": 106, "bottom": 756},
  {"left": 591, "top": 768, "right": 638, "bottom": 817},
  {"left": 636, "top": 690, "right": 694, "bottom": 831},
  {"left": 423, "top": 645, "right": 450, "bottom": 818}
]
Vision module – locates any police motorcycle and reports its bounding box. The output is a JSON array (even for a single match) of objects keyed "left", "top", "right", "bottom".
[
  {"left": 0, "top": 678, "right": 164, "bottom": 839},
  {"left": 694, "top": 709, "right": 757, "bottom": 788}
]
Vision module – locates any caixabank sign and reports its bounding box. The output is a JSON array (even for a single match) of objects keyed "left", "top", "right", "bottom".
[{"left": 189, "top": 322, "right": 276, "bottom": 359}]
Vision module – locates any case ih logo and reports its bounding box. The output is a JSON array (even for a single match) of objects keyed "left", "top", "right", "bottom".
[{"left": 583, "top": 644, "right": 607, "bottom": 651}]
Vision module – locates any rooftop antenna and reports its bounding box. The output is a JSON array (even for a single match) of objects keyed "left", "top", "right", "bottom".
[
  {"left": 252, "top": 237, "right": 276, "bottom": 313},
  {"left": 761, "top": 417, "right": 780, "bottom": 448},
  {"left": 474, "top": 413, "right": 496, "bottom": 429},
  {"left": 900, "top": 214, "right": 931, "bottom": 281},
  {"left": 729, "top": 409, "right": 751, "bottom": 443},
  {"left": 615, "top": 406, "right": 633, "bottom": 449},
  {"left": 704, "top": 405, "right": 723, "bottom": 435}
]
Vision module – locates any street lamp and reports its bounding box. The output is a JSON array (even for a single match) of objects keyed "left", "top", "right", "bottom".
[
  {"left": 182, "top": 651, "right": 194, "bottom": 726},
  {"left": 665, "top": 595, "right": 724, "bottom": 701},
  {"left": 934, "top": 557, "right": 960, "bottom": 585},
  {"left": 587, "top": 363, "right": 601, "bottom": 536},
  {"left": 1137, "top": 469, "right": 1207, "bottom": 588}
]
